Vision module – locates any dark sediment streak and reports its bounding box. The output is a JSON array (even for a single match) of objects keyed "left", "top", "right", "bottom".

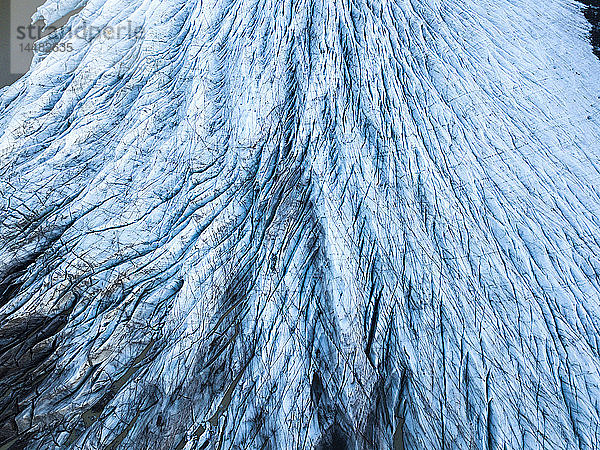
[{"left": 579, "top": 0, "right": 600, "bottom": 58}]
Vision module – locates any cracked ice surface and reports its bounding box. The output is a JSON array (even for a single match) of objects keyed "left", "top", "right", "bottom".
[{"left": 1, "top": 0, "right": 600, "bottom": 448}]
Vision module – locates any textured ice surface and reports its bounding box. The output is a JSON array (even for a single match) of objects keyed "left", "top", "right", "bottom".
[{"left": 1, "top": 0, "right": 600, "bottom": 448}]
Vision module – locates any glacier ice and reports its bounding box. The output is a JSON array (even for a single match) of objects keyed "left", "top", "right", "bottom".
[{"left": 1, "top": 0, "right": 600, "bottom": 448}]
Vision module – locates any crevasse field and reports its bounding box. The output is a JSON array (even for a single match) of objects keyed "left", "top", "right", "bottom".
[{"left": 1, "top": 0, "right": 600, "bottom": 448}]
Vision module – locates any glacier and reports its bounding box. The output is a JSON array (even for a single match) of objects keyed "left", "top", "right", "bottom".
[{"left": 1, "top": 0, "right": 600, "bottom": 448}]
